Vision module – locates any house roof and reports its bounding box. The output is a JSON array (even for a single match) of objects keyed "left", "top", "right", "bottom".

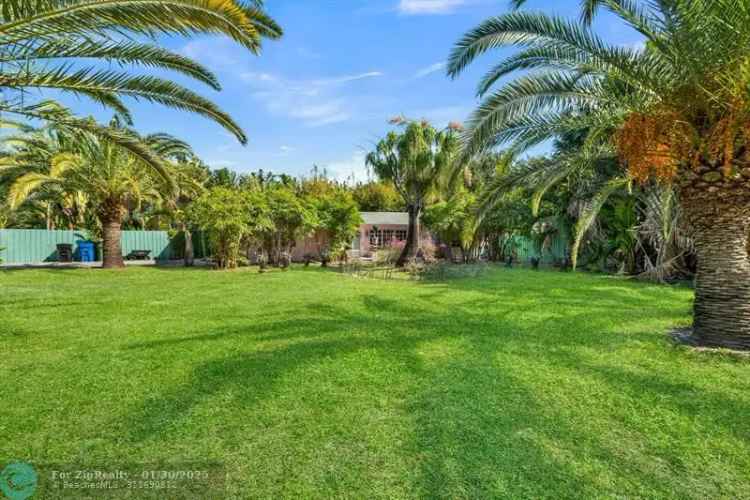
[{"left": 361, "top": 212, "right": 409, "bottom": 226}]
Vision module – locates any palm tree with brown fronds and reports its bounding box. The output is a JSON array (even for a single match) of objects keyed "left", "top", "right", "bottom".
[{"left": 448, "top": 0, "right": 750, "bottom": 349}]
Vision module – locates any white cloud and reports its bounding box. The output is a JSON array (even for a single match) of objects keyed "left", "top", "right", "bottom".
[
  {"left": 630, "top": 40, "right": 646, "bottom": 52},
  {"left": 181, "top": 39, "right": 239, "bottom": 68},
  {"left": 241, "top": 71, "right": 278, "bottom": 83},
  {"left": 241, "top": 70, "right": 383, "bottom": 127},
  {"left": 206, "top": 159, "right": 238, "bottom": 169},
  {"left": 311, "top": 72, "right": 383, "bottom": 85},
  {"left": 277, "top": 145, "right": 295, "bottom": 157},
  {"left": 297, "top": 47, "right": 322, "bottom": 60},
  {"left": 322, "top": 151, "right": 370, "bottom": 184},
  {"left": 398, "top": 0, "right": 466, "bottom": 14},
  {"left": 413, "top": 62, "right": 446, "bottom": 79}
]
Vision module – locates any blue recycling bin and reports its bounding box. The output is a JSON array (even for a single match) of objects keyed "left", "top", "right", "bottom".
[{"left": 77, "top": 241, "right": 95, "bottom": 262}]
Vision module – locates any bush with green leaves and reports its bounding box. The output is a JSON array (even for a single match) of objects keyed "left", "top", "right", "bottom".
[
  {"left": 313, "top": 189, "right": 362, "bottom": 260},
  {"left": 261, "top": 185, "right": 317, "bottom": 265},
  {"left": 351, "top": 181, "right": 404, "bottom": 212},
  {"left": 189, "top": 187, "right": 271, "bottom": 269}
]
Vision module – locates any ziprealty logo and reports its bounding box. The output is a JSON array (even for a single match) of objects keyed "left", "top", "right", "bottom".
[{"left": 0, "top": 462, "right": 37, "bottom": 500}]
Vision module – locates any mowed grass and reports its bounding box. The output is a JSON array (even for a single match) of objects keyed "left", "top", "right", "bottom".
[{"left": 1, "top": 266, "right": 749, "bottom": 499}]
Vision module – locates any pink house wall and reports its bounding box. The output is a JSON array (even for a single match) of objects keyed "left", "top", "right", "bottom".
[
  {"left": 356, "top": 223, "right": 408, "bottom": 257},
  {"left": 291, "top": 222, "right": 433, "bottom": 261}
]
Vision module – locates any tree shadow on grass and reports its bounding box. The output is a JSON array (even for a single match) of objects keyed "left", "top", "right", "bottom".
[
  {"left": 407, "top": 333, "right": 750, "bottom": 499},
  {"left": 111, "top": 276, "right": 747, "bottom": 497}
]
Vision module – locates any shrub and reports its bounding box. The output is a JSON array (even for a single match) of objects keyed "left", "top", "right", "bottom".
[
  {"left": 418, "top": 238, "right": 437, "bottom": 263},
  {"left": 376, "top": 240, "right": 405, "bottom": 265},
  {"left": 188, "top": 187, "right": 271, "bottom": 270}
]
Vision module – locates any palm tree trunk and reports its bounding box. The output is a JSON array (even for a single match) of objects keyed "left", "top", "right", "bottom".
[
  {"left": 46, "top": 203, "right": 55, "bottom": 230},
  {"left": 683, "top": 193, "right": 750, "bottom": 349},
  {"left": 100, "top": 201, "right": 125, "bottom": 269},
  {"left": 183, "top": 224, "right": 194, "bottom": 267},
  {"left": 396, "top": 204, "right": 421, "bottom": 267},
  {"left": 102, "top": 219, "right": 125, "bottom": 269}
]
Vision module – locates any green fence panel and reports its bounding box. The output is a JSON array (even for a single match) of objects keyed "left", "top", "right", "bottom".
[
  {"left": 168, "top": 231, "right": 209, "bottom": 260},
  {"left": 120, "top": 231, "right": 174, "bottom": 261},
  {"left": 0, "top": 229, "right": 83, "bottom": 264},
  {"left": 504, "top": 233, "right": 569, "bottom": 265},
  {"left": 0, "top": 229, "right": 183, "bottom": 264}
]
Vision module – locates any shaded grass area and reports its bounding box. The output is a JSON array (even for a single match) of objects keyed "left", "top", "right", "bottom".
[{"left": 1, "top": 266, "right": 748, "bottom": 498}]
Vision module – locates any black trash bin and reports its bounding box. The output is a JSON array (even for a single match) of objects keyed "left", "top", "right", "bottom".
[{"left": 57, "top": 243, "right": 73, "bottom": 263}]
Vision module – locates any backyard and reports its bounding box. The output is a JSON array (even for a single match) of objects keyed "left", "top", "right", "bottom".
[{"left": 2, "top": 266, "right": 748, "bottom": 498}]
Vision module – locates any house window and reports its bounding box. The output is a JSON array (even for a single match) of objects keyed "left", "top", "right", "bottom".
[
  {"left": 369, "top": 230, "right": 382, "bottom": 247},
  {"left": 383, "top": 230, "right": 394, "bottom": 245},
  {"left": 369, "top": 229, "right": 407, "bottom": 248}
]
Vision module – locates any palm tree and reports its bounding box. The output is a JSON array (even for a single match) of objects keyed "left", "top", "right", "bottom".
[
  {"left": 160, "top": 159, "right": 209, "bottom": 267},
  {"left": 0, "top": 126, "right": 80, "bottom": 229},
  {"left": 0, "top": 0, "right": 281, "bottom": 170},
  {"left": 448, "top": 0, "right": 750, "bottom": 349},
  {"left": 7, "top": 125, "right": 191, "bottom": 268},
  {"left": 366, "top": 119, "right": 460, "bottom": 267}
]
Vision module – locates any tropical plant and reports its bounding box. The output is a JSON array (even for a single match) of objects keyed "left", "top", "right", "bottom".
[
  {"left": 366, "top": 119, "right": 460, "bottom": 267},
  {"left": 448, "top": 0, "right": 750, "bottom": 348},
  {"left": 261, "top": 184, "right": 317, "bottom": 265},
  {"left": 352, "top": 181, "right": 404, "bottom": 212},
  {"left": 0, "top": 0, "right": 281, "bottom": 170},
  {"left": 160, "top": 159, "right": 209, "bottom": 266},
  {"left": 0, "top": 125, "right": 88, "bottom": 229},
  {"left": 312, "top": 189, "right": 362, "bottom": 261},
  {"left": 636, "top": 186, "right": 694, "bottom": 283},
  {"left": 422, "top": 192, "right": 477, "bottom": 262},
  {"left": 188, "top": 186, "right": 271, "bottom": 269},
  {"left": 5, "top": 124, "right": 190, "bottom": 267}
]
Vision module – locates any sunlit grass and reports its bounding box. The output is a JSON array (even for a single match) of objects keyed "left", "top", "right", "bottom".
[{"left": 1, "top": 266, "right": 748, "bottom": 498}]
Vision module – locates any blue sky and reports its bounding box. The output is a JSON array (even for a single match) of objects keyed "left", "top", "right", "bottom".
[{"left": 64, "top": 0, "right": 643, "bottom": 181}]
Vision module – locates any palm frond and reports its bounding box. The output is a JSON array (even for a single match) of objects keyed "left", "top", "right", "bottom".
[
  {"left": 459, "top": 71, "right": 601, "bottom": 158},
  {"left": 447, "top": 10, "right": 666, "bottom": 93},
  {"left": 2, "top": 39, "right": 221, "bottom": 90},
  {"left": 570, "top": 176, "right": 629, "bottom": 269},
  {"left": 7, "top": 171, "right": 56, "bottom": 208},
  {"left": 1, "top": 0, "right": 281, "bottom": 52},
  {"left": 4, "top": 67, "right": 246, "bottom": 143}
]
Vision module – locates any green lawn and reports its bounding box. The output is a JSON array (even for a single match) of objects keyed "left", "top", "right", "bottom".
[{"left": 1, "top": 266, "right": 749, "bottom": 498}]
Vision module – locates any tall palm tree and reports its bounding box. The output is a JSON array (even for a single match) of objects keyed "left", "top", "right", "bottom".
[
  {"left": 159, "top": 158, "right": 209, "bottom": 267},
  {"left": 366, "top": 119, "right": 460, "bottom": 267},
  {"left": 0, "top": 0, "right": 281, "bottom": 170},
  {"left": 448, "top": 0, "right": 750, "bottom": 349},
  {"left": 0, "top": 126, "right": 84, "bottom": 229},
  {"left": 7, "top": 125, "right": 191, "bottom": 267}
]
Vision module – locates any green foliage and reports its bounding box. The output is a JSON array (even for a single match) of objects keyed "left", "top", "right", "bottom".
[
  {"left": 604, "top": 196, "right": 639, "bottom": 274},
  {"left": 207, "top": 167, "right": 242, "bottom": 189},
  {"left": 312, "top": 189, "right": 362, "bottom": 258},
  {"left": 423, "top": 151, "right": 544, "bottom": 262},
  {"left": 422, "top": 192, "right": 476, "bottom": 250},
  {"left": 366, "top": 119, "right": 461, "bottom": 265},
  {"left": 188, "top": 187, "right": 271, "bottom": 269},
  {"left": 446, "top": 0, "right": 750, "bottom": 277},
  {"left": 1, "top": 122, "right": 192, "bottom": 232},
  {"left": 352, "top": 181, "right": 404, "bottom": 212},
  {"left": 261, "top": 184, "right": 317, "bottom": 262},
  {"left": 366, "top": 120, "right": 459, "bottom": 210},
  {"left": 0, "top": 0, "right": 282, "bottom": 164}
]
